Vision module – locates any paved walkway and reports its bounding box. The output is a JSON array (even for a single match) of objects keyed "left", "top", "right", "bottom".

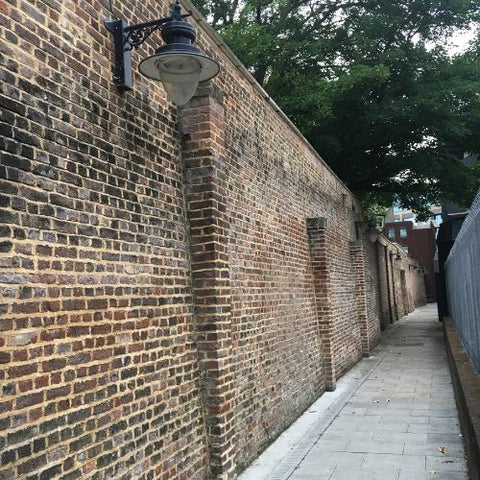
[{"left": 239, "top": 304, "right": 468, "bottom": 480}]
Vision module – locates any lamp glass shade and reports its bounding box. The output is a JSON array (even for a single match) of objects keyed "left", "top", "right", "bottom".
[
  {"left": 139, "top": 53, "right": 202, "bottom": 105},
  {"left": 139, "top": 49, "right": 220, "bottom": 105}
]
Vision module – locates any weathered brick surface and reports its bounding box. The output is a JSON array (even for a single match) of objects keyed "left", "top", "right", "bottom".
[
  {"left": 0, "top": 0, "right": 426, "bottom": 478},
  {"left": 0, "top": 1, "right": 209, "bottom": 479},
  {"left": 376, "top": 235, "right": 427, "bottom": 325},
  {"left": 362, "top": 239, "right": 382, "bottom": 349}
]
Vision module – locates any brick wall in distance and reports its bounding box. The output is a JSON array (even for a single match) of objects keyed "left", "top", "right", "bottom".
[{"left": 210, "top": 55, "right": 369, "bottom": 467}]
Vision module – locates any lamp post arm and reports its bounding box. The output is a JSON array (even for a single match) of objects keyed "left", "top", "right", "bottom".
[
  {"left": 104, "top": 6, "right": 192, "bottom": 91},
  {"left": 104, "top": 0, "right": 218, "bottom": 97},
  {"left": 122, "top": 13, "right": 191, "bottom": 50}
]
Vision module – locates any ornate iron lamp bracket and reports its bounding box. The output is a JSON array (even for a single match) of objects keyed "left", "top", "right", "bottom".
[{"left": 104, "top": 2, "right": 191, "bottom": 90}]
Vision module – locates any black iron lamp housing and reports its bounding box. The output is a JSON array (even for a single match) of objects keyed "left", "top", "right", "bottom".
[{"left": 105, "top": 1, "right": 220, "bottom": 105}]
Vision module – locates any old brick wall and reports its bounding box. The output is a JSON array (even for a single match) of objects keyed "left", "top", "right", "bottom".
[
  {"left": 203, "top": 68, "right": 367, "bottom": 468},
  {"left": 0, "top": 0, "right": 426, "bottom": 479},
  {"left": 0, "top": 1, "right": 210, "bottom": 479},
  {"left": 373, "top": 236, "right": 427, "bottom": 329},
  {"left": 179, "top": 81, "right": 366, "bottom": 471}
]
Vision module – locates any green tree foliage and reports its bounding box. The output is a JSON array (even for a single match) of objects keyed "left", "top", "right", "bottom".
[{"left": 194, "top": 0, "right": 480, "bottom": 214}]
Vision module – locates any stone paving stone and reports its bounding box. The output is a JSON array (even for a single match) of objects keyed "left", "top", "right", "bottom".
[
  {"left": 321, "top": 431, "right": 373, "bottom": 442},
  {"left": 289, "top": 465, "right": 336, "bottom": 480},
  {"left": 329, "top": 466, "right": 400, "bottom": 480},
  {"left": 427, "top": 433, "right": 464, "bottom": 445},
  {"left": 410, "top": 408, "right": 457, "bottom": 417},
  {"left": 430, "top": 417, "right": 460, "bottom": 427},
  {"left": 361, "top": 452, "right": 426, "bottom": 470},
  {"left": 398, "top": 471, "right": 468, "bottom": 480},
  {"left": 299, "top": 451, "right": 365, "bottom": 467},
  {"left": 339, "top": 406, "right": 367, "bottom": 415},
  {"left": 408, "top": 423, "right": 461, "bottom": 434},
  {"left": 373, "top": 432, "right": 429, "bottom": 443},
  {"left": 426, "top": 455, "right": 468, "bottom": 472},
  {"left": 404, "top": 442, "right": 465, "bottom": 457},
  {"left": 310, "top": 439, "right": 349, "bottom": 452},
  {"left": 379, "top": 414, "right": 428, "bottom": 424},
  {"left": 365, "top": 422, "right": 410, "bottom": 432},
  {"left": 345, "top": 440, "right": 404, "bottom": 454}
]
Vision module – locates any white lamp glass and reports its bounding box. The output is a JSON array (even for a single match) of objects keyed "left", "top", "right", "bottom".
[
  {"left": 139, "top": 54, "right": 204, "bottom": 105},
  {"left": 139, "top": 51, "right": 219, "bottom": 106},
  {"left": 157, "top": 56, "right": 202, "bottom": 106}
]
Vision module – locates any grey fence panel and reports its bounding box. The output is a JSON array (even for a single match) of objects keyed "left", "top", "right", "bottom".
[{"left": 445, "top": 190, "right": 480, "bottom": 374}]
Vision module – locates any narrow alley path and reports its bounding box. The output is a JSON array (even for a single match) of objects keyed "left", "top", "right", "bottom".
[{"left": 239, "top": 304, "right": 468, "bottom": 480}]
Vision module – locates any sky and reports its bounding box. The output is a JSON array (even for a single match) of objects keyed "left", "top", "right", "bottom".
[{"left": 444, "top": 25, "right": 479, "bottom": 55}]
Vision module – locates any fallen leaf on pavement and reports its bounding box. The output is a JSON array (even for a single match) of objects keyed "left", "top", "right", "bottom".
[{"left": 437, "top": 446, "right": 446, "bottom": 454}]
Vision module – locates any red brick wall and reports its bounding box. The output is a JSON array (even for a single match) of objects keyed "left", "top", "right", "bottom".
[
  {"left": 0, "top": 1, "right": 209, "bottom": 479},
  {"left": 377, "top": 235, "right": 427, "bottom": 321},
  {"left": 0, "top": 1, "right": 426, "bottom": 478}
]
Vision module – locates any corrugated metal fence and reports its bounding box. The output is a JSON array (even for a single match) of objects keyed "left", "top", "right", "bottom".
[{"left": 445, "top": 190, "right": 480, "bottom": 373}]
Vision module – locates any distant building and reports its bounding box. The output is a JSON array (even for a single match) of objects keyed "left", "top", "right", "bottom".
[
  {"left": 383, "top": 221, "right": 437, "bottom": 302},
  {"left": 384, "top": 205, "right": 443, "bottom": 229}
]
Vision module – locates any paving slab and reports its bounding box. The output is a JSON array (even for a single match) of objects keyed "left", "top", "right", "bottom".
[
  {"left": 328, "top": 466, "right": 399, "bottom": 480},
  {"left": 238, "top": 304, "right": 469, "bottom": 480},
  {"left": 398, "top": 471, "right": 468, "bottom": 480},
  {"left": 346, "top": 440, "right": 405, "bottom": 454}
]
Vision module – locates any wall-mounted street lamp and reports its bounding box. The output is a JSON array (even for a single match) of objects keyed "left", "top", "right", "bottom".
[
  {"left": 105, "top": 1, "right": 220, "bottom": 105},
  {"left": 367, "top": 218, "right": 379, "bottom": 243}
]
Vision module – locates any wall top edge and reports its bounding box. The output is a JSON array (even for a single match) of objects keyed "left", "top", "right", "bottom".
[{"left": 180, "top": 0, "right": 359, "bottom": 205}]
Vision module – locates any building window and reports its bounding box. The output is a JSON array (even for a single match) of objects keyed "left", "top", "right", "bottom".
[
  {"left": 399, "top": 227, "right": 407, "bottom": 238},
  {"left": 387, "top": 228, "right": 395, "bottom": 239},
  {"left": 394, "top": 215, "right": 400, "bottom": 222}
]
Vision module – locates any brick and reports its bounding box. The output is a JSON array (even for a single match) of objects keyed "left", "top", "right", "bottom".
[
  {"left": 0, "top": 351, "right": 11, "bottom": 363},
  {"left": 8, "top": 427, "right": 38, "bottom": 445},
  {"left": 6, "top": 331, "right": 37, "bottom": 346},
  {"left": 17, "top": 454, "right": 46, "bottom": 475},
  {"left": 8, "top": 364, "right": 37, "bottom": 378},
  {"left": 16, "top": 392, "right": 44, "bottom": 409},
  {"left": 40, "top": 465, "right": 62, "bottom": 480},
  {"left": 42, "top": 358, "right": 66, "bottom": 372}
]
